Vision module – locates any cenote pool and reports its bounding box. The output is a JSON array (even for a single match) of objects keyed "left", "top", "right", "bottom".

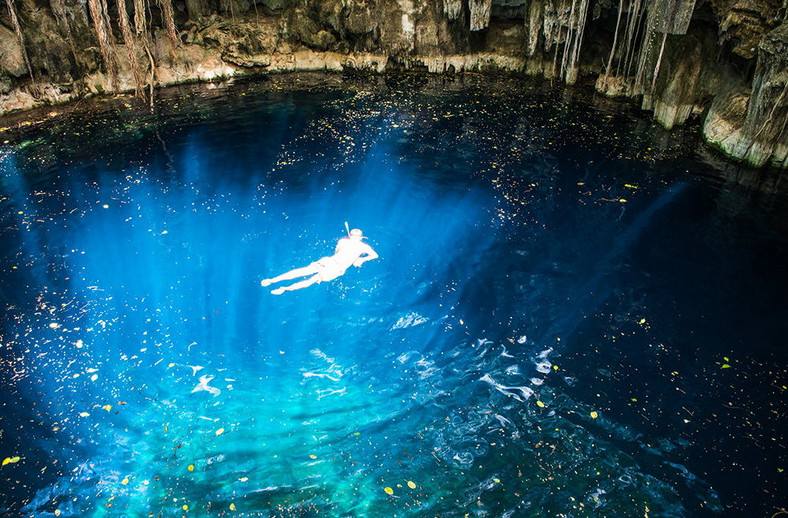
[{"left": 0, "top": 74, "right": 786, "bottom": 517}]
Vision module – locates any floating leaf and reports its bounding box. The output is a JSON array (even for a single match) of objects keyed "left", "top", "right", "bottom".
[
  {"left": 384, "top": 487, "right": 394, "bottom": 495},
  {"left": 90, "top": 374, "right": 99, "bottom": 382},
  {"left": 188, "top": 465, "right": 195, "bottom": 472},
  {"left": 2, "top": 456, "right": 20, "bottom": 466},
  {"left": 721, "top": 364, "right": 731, "bottom": 369},
  {"left": 215, "top": 428, "right": 225, "bottom": 436},
  {"left": 536, "top": 401, "right": 546, "bottom": 408},
  {"left": 590, "top": 411, "right": 599, "bottom": 419},
  {"left": 239, "top": 477, "right": 248, "bottom": 482},
  {"left": 79, "top": 412, "right": 90, "bottom": 417},
  {"left": 168, "top": 363, "right": 175, "bottom": 368},
  {"left": 55, "top": 510, "right": 61, "bottom": 517},
  {"left": 102, "top": 405, "right": 112, "bottom": 412},
  {"left": 407, "top": 480, "right": 416, "bottom": 489},
  {"left": 121, "top": 478, "right": 129, "bottom": 485},
  {"left": 182, "top": 504, "right": 188, "bottom": 511},
  {"left": 493, "top": 478, "right": 501, "bottom": 483},
  {"left": 230, "top": 503, "right": 236, "bottom": 511},
  {"left": 309, "top": 454, "right": 317, "bottom": 459}
]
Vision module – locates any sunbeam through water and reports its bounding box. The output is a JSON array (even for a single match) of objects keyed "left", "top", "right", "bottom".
[{"left": 0, "top": 74, "right": 786, "bottom": 517}]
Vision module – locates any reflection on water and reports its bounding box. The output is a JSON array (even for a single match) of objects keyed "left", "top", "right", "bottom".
[{"left": 1, "top": 74, "right": 786, "bottom": 517}]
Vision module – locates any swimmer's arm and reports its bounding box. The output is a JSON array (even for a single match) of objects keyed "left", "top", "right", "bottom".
[{"left": 353, "top": 246, "right": 379, "bottom": 267}]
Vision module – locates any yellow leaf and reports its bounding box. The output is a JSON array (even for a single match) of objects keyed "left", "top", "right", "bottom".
[
  {"left": 182, "top": 504, "right": 188, "bottom": 511},
  {"left": 384, "top": 487, "right": 394, "bottom": 495},
  {"left": 590, "top": 411, "right": 599, "bottom": 419},
  {"left": 309, "top": 454, "right": 317, "bottom": 459},
  {"left": 168, "top": 363, "right": 175, "bottom": 368},
  {"left": 536, "top": 401, "right": 545, "bottom": 408},
  {"left": 121, "top": 478, "right": 129, "bottom": 485},
  {"left": 55, "top": 510, "right": 61, "bottom": 517},
  {"left": 188, "top": 464, "right": 194, "bottom": 472},
  {"left": 619, "top": 198, "right": 628, "bottom": 203},
  {"left": 407, "top": 480, "right": 416, "bottom": 489},
  {"left": 230, "top": 503, "right": 236, "bottom": 511},
  {"left": 215, "top": 428, "right": 225, "bottom": 436},
  {"left": 102, "top": 405, "right": 112, "bottom": 412},
  {"left": 493, "top": 478, "right": 501, "bottom": 483},
  {"left": 239, "top": 477, "right": 248, "bottom": 482}
]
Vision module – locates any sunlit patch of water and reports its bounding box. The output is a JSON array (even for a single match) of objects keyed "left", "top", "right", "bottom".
[{"left": 1, "top": 74, "right": 785, "bottom": 517}]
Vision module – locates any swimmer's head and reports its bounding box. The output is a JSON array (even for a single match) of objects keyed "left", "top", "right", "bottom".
[{"left": 349, "top": 228, "right": 364, "bottom": 239}]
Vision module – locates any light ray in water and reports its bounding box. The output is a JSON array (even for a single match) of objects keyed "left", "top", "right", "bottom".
[{"left": 1, "top": 75, "right": 785, "bottom": 517}]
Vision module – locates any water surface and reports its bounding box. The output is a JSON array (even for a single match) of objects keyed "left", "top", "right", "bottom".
[{"left": 1, "top": 74, "right": 786, "bottom": 517}]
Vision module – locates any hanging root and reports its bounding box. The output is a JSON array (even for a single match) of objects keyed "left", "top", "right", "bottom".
[
  {"left": 133, "top": 0, "right": 146, "bottom": 35},
  {"left": 157, "top": 0, "right": 179, "bottom": 46},
  {"left": 117, "top": 0, "right": 146, "bottom": 99},
  {"left": 650, "top": 31, "right": 667, "bottom": 94},
  {"left": 87, "top": 0, "right": 118, "bottom": 87}
]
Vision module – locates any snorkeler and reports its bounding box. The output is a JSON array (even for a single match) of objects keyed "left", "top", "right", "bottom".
[{"left": 260, "top": 228, "right": 379, "bottom": 295}]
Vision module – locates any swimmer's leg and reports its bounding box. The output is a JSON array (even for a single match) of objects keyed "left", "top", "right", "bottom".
[
  {"left": 271, "top": 274, "right": 321, "bottom": 295},
  {"left": 261, "top": 265, "right": 320, "bottom": 286}
]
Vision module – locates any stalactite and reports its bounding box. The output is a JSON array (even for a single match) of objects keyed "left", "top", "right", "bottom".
[
  {"left": 633, "top": 6, "right": 658, "bottom": 93},
  {"left": 5, "top": 0, "right": 34, "bottom": 81},
  {"left": 652, "top": 0, "right": 696, "bottom": 35},
  {"left": 157, "top": 0, "right": 179, "bottom": 46},
  {"left": 117, "top": 0, "right": 145, "bottom": 98},
  {"left": 468, "top": 0, "right": 492, "bottom": 31},
  {"left": 87, "top": 0, "right": 118, "bottom": 86},
  {"left": 50, "top": 0, "right": 78, "bottom": 63},
  {"left": 524, "top": 0, "right": 543, "bottom": 57},
  {"left": 443, "top": 0, "right": 461, "bottom": 21}
]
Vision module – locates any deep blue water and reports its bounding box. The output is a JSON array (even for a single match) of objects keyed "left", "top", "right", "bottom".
[{"left": 0, "top": 74, "right": 786, "bottom": 517}]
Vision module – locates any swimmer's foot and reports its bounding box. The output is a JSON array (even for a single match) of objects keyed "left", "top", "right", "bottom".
[
  {"left": 261, "top": 279, "right": 273, "bottom": 287},
  {"left": 271, "top": 287, "right": 286, "bottom": 295}
]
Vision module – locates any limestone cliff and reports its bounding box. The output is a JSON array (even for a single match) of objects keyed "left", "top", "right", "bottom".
[{"left": 0, "top": 0, "right": 786, "bottom": 169}]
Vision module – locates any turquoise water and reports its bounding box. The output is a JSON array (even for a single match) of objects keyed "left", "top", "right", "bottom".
[{"left": 0, "top": 74, "right": 786, "bottom": 517}]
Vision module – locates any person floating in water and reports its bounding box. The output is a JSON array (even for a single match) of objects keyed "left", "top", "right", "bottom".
[{"left": 261, "top": 228, "right": 379, "bottom": 295}]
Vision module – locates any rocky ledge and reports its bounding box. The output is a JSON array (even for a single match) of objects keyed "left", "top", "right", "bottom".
[{"left": 1, "top": 0, "right": 786, "bottom": 170}]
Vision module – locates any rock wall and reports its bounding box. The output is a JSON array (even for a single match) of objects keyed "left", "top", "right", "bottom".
[{"left": 0, "top": 0, "right": 786, "bottom": 169}]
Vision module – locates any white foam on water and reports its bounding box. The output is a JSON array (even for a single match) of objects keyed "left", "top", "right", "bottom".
[
  {"left": 192, "top": 374, "right": 221, "bottom": 396},
  {"left": 535, "top": 361, "right": 552, "bottom": 374},
  {"left": 479, "top": 374, "right": 534, "bottom": 401},
  {"left": 390, "top": 312, "right": 429, "bottom": 330}
]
